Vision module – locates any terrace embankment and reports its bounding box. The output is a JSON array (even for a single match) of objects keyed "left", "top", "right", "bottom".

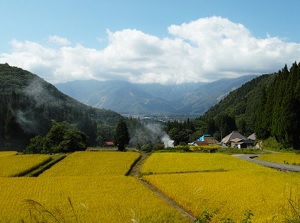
[{"left": 23, "top": 154, "right": 66, "bottom": 177}]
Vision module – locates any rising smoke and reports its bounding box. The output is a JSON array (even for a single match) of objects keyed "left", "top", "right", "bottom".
[{"left": 130, "top": 122, "right": 174, "bottom": 148}]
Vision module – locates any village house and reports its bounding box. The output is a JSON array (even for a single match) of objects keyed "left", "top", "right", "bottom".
[
  {"left": 221, "top": 131, "right": 255, "bottom": 148},
  {"left": 189, "top": 134, "right": 219, "bottom": 146}
]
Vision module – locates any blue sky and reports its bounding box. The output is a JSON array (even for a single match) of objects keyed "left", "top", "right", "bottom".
[{"left": 1, "top": 0, "right": 300, "bottom": 84}]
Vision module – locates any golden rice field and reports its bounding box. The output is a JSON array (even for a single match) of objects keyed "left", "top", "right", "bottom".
[
  {"left": 257, "top": 152, "right": 300, "bottom": 165},
  {"left": 0, "top": 154, "right": 51, "bottom": 177},
  {"left": 141, "top": 152, "right": 263, "bottom": 174},
  {"left": 0, "top": 151, "right": 18, "bottom": 157},
  {"left": 0, "top": 176, "right": 188, "bottom": 222},
  {"left": 2, "top": 150, "right": 300, "bottom": 222},
  {"left": 40, "top": 151, "right": 140, "bottom": 176},
  {"left": 143, "top": 152, "right": 300, "bottom": 222}
]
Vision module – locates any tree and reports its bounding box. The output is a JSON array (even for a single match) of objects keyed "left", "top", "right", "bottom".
[
  {"left": 25, "top": 135, "right": 44, "bottom": 154},
  {"left": 114, "top": 119, "right": 130, "bottom": 151},
  {"left": 26, "top": 121, "right": 88, "bottom": 153},
  {"left": 215, "top": 114, "right": 236, "bottom": 139}
]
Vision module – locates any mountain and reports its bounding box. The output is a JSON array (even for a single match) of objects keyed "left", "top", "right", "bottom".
[
  {"left": 0, "top": 63, "right": 122, "bottom": 151},
  {"left": 55, "top": 80, "right": 172, "bottom": 114},
  {"left": 199, "top": 62, "right": 300, "bottom": 149},
  {"left": 201, "top": 73, "right": 275, "bottom": 135},
  {"left": 55, "top": 75, "right": 256, "bottom": 116}
]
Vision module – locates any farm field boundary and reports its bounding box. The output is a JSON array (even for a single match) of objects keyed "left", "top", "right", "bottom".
[
  {"left": 139, "top": 178, "right": 196, "bottom": 222},
  {"left": 23, "top": 154, "right": 66, "bottom": 177},
  {"left": 126, "top": 152, "right": 197, "bottom": 222}
]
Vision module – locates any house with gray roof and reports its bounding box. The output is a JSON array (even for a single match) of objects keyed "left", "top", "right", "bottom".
[{"left": 221, "top": 131, "right": 255, "bottom": 148}]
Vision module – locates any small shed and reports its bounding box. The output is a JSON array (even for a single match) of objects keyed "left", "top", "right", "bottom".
[{"left": 104, "top": 141, "right": 114, "bottom": 147}]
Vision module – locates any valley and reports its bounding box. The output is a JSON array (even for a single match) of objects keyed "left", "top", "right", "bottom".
[{"left": 55, "top": 75, "right": 256, "bottom": 117}]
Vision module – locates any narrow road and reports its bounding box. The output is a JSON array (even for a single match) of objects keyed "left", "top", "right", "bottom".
[
  {"left": 127, "top": 152, "right": 196, "bottom": 223},
  {"left": 233, "top": 154, "right": 300, "bottom": 172}
]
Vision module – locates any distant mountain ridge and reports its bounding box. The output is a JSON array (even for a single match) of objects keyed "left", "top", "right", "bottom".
[{"left": 55, "top": 75, "right": 257, "bottom": 115}]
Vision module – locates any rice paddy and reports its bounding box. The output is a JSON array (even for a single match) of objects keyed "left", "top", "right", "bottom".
[
  {"left": 257, "top": 152, "right": 300, "bottom": 165},
  {"left": 0, "top": 153, "right": 51, "bottom": 177},
  {"left": 40, "top": 151, "right": 140, "bottom": 176},
  {"left": 143, "top": 152, "right": 300, "bottom": 222},
  {"left": 1, "top": 150, "right": 299, "bottom": 222}
]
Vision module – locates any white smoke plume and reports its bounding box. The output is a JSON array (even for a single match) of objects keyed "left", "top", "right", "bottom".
[
  {"left": 161, "top": 134, "right": 174, "bottom": 148},
  {"left": 130, "top": 122, "right": 174, "bottom": 148}
]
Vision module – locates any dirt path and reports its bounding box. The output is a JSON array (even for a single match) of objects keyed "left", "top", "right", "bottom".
[
  {"left": 127, "top": 152, "right": 149, "bottom": 177},
  {"left": 233, "top": 154, "right": 300, "bottom": 172},
  {"left": 139, "top": 178, "right": 196, "bottom": 222},
  {"left": 127, "top": 152, "right": 196, "bottom": 222}
]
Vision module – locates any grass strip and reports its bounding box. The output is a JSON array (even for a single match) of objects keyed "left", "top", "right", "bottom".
[
  {"left": 23, "top": 154, "right": 66, "bottom": 177},
  {"left": 13, "top": 157, "right": 52, "bottom": 177}
]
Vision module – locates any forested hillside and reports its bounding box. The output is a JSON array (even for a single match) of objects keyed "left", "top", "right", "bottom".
[
  {"left": 166, "top": 62, "right": 300, "bottom": 150},
  {"left": 200, "top": 73, "right": 275, "bottom": 136},
  {"left": 255, "top": 62, "right": 300, "bottom": 148},
  {"left": 0, "top": 63, "right": 122, "bottom": 151}
]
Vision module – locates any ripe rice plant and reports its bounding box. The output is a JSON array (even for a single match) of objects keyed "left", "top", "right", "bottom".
[
  {"left": 141, "top": 152, "right": 267, "bottom": 174},
  {"left": 143, "top": 153, "right": 300, "bottom": 222},
  {"left": 0, "top": 176, "right": 188, "bottom": 222},
  {"left": 257, "top": 152, "right": 300, "bottom": 165},
  {"left": 0, "top": 151, "right": 18, "bottom": 157},
  {"left": 40, "top": 151, "right": 140, "bottom": 176},
  {"left": 0, "top": 154, "right": 51, "bottom": 177}
]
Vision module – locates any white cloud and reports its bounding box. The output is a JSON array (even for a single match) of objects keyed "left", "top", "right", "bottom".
[
  {"left": 48, "top": 35, "right": 71, "bottom": 46},
  {"left": 1, "top": 16, "right": 300, "bottom": 84}
]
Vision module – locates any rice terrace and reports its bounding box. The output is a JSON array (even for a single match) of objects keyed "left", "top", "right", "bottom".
[{"left": 0, "top": 150, "right": 300, "bottom": 222}]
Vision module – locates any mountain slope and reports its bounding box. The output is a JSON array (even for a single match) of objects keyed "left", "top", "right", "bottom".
[
  {"left": 199, "top": 62, "right": 300, "bottom": 149},
  {"left": 56, "top": 80, "right": 173, "bottom": 114},
  {"left": 0, "top": 63, "right": 122, "bottom": 150},
  {"left": 199, "top": 73, "right": 275, "bottom": 136},
  {"left": 55, "top": 75, "right": 256, "bottom": 115}
]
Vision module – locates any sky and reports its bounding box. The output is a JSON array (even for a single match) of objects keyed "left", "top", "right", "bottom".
[{"left": 1, "top": 0, "right": 300, "bottom": 84}]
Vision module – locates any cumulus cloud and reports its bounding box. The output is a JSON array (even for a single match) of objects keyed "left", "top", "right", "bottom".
[
  {"left": 1, "top": 16, "right": 300, "bottom": 84},
  {"left": 48, "top": 35, "right": 71, "bottom": 46}
]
